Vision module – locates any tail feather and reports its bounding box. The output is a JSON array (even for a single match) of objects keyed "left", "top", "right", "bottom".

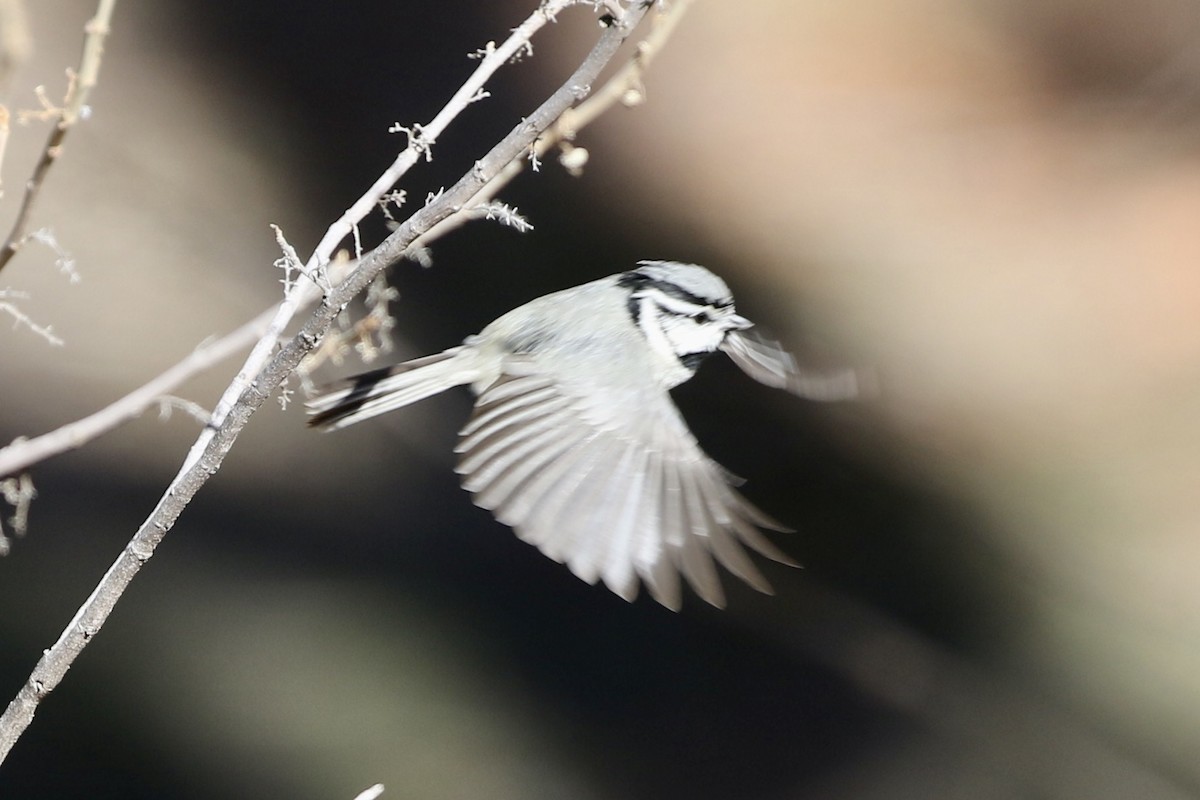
[{"left": 307, "top": 347, "right": 477, "bottom": 430}]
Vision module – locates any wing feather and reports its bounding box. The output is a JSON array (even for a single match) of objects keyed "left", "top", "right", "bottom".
[
  {"left": 456, "top": 352, "right": 798, "bottom": 608},
  {"left": 502, "top": 439, "right": 603, "bottom": 549},
  {"left": 595, "top": 444, "right": 649, "bottom": 600},
  {"left": 461, "top": 423, "right": 570, "bottom": 496},
  {"left": 640, "top": 453, "right": 684, "bottom": 610},
  {"left": 708, "top": 531, "right": 773, "bottom": 593},
  {"left": 458, "top": 381, "right": 560, "bottom": 441},
  {"left": 490, "top": 430, "right": 597, "bottom": 528},
  {"left": 571, "top": 442, "right": 640, "bottom": 589},
  {"left": 472, "top": 425, "right": 589, "bottom": 513},
  {"left": 548, "top": 437, "right": 630, "bottom": 581},
  {"left": 674, "top": 464, "right": 727, "bottom": 608}
]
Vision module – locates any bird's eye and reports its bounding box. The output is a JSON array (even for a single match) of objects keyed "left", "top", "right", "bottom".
[{"left": 690, "top": 311, "right": 711, "bottom": 324}]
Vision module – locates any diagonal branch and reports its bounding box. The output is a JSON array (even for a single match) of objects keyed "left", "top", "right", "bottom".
[
  {"left": 0, "top": 311, "right": 268, "bottom": 478},
  {"left": 0, "top": 0, "right": 692, "bottom": 480},
  {"left": 0, "top": 0, "right": 116, "bottom": 277},
  {"left": 416, "top": 0, "right": 694, "bottom": 248},
  {"left": 182, "top": 0, "right": 608, "bottom": 480},
  {"left": 0, "top": 0, "right": 653, "bottom": 765}
]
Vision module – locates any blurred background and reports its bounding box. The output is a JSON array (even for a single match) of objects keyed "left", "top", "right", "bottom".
[{"left": 1, "top": 0, "right": 1199, "bottom": 797}]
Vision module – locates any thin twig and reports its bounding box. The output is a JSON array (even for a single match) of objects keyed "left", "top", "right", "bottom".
[
  {"left": 415, "top": 0, "right": 693, "bottom": 248},
  {"left": 0, "top": 288, "right": 64, "bottom": 346},
  {"left": 300, "top": 270, "right": 399, "bottom": 374},
  {"left": 0, "top": 0, "right": 116, "bottom": 277},
  {"left": 187, "top": 0, "right": 586, "bottom": 482},
  {"left": 0, "top": 310, "right": 269, "bottom": 478},
  {"left": 0, "top": 0, "right": 652, "bottom": 763}
]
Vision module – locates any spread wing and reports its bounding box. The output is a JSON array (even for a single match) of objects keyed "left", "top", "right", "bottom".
[{"left": 453, "top": 358, "right": 795, "bottom": 610}]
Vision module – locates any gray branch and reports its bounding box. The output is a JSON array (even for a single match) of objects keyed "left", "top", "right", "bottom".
[{"left": 0, "top": 1, "right": 652, "bottom": 764}]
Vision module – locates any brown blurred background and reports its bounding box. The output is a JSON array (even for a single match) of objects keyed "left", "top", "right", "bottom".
[{"left": 1, "top": 1, "right": 1198, "bottom": 798}]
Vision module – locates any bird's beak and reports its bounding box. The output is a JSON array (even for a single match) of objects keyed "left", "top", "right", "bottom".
[{"left": 728, "top": 314, "right": 753, "bottom": 330}]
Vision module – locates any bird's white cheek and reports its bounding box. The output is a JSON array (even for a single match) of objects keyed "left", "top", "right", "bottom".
[{"left": 665, "top": 319, "right": 723, "bottom": 354}]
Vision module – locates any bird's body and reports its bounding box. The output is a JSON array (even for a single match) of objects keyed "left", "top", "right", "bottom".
[{"left": 309, "top": 261, "right": 862, "bottom": 609}]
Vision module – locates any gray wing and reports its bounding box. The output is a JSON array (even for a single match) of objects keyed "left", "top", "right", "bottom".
[
  {"left": 453, "top": 362, "right": 795, "bottom": 610},
  {"left": 721, "top": 328, "right": 872, "bottom": 401}
]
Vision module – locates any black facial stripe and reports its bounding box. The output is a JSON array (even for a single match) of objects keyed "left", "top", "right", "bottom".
[
  {"left": 618, "top": 269, "right": 733, "bottom": 309},
  {"left": 625, "top": 293, "right": 711, "bottom": 369}
]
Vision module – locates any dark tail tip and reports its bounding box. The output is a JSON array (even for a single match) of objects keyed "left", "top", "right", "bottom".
[{"left": 305, "top": 365, "right": 397, "bottom": 431}]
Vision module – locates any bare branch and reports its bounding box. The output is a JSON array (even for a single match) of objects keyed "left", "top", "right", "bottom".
[
  {"left": 413, "top": 0, "right": 692, "bottom": 247},
  {"left": 153, "top": 395, "right": 212, "bottom": 427},
  {"left": 0, "top": 0, "right": 688, "bottom": 479},
  {"left": 0, "top": 0, "right": 117, "bottom": 277},
  {"left": 352, "top": 785, "right": 386, "bottom": 800},
  {"left": 300, "top": 271, "right": 399, "bottom": 376},
  {"left": 0, "top": 0, "right": 653, "bottom": 762},
  {"left": 272, "top": 223, "right": 328, "bottom": 294},
  {"left": 190, "top": 0, "right": 593, "bottom": 486},
  {"left": 26, "top": 227, "right": 79, "bottom": 283},
  {"left": 0, "top": 312, "right": 268, "bottom": 478},
  {"left": 0, "top": 288, "right": 64, "bottom": 346}
]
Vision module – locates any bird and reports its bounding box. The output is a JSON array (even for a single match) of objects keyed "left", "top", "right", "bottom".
[{"left": 308, "top": 260, "right": 864, "bottom": 609}]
